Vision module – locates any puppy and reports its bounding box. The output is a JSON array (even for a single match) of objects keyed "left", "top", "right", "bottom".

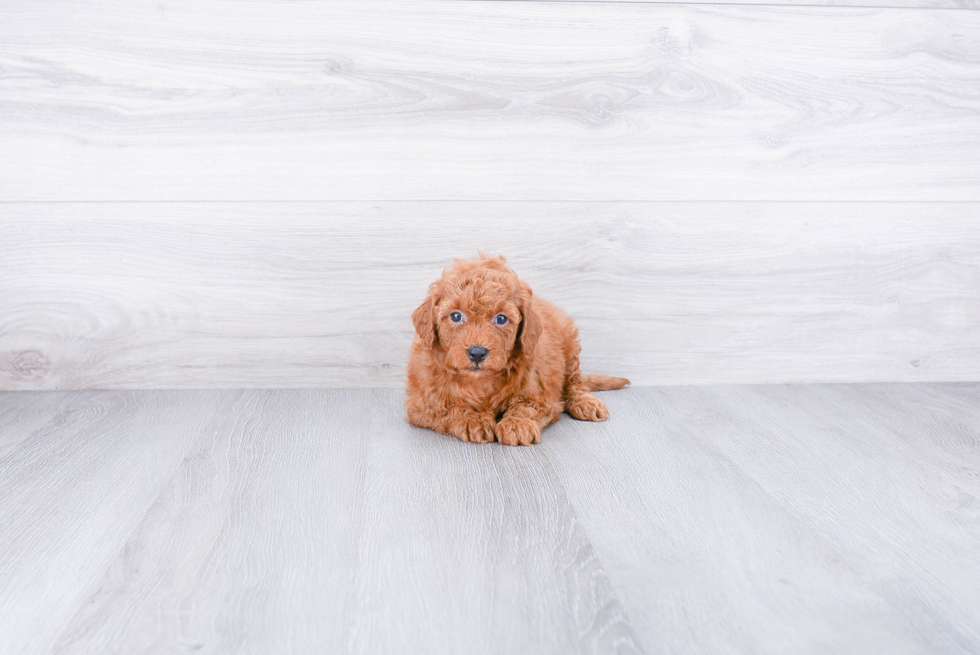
[{"left": 405, "top": 255, "right": 629, "bottom": 446}]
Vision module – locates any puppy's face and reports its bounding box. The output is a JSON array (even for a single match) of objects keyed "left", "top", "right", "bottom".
[
  {"left": 412, "top": 256, "right": 537, "bottom": 377},
  {"left": 436, "top": 281, "right": 521, "bottom": 375}
]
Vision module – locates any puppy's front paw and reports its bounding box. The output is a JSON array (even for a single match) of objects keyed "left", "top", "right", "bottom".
[
  {"left": 566, "top": 394, "right": 609, "bottom": 422},
  {"left": 448, "top": 412, "right": 496, "bottom": 444},
  {"left": 496, "top": 416, "right": 540, "bottom": 446}
]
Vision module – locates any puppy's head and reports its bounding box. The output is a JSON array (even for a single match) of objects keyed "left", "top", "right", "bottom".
[{"left": 412, "top": 254, "right": 539, "bottom": 376}]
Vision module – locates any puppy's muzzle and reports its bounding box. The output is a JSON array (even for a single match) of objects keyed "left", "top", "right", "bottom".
[{"left": 467, "top": 345, "right": 489, "bottom": 365}]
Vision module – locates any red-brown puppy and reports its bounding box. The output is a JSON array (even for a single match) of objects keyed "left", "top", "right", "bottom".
[{"left": 405, "top": 255, "right": 629, "bottom": 446}]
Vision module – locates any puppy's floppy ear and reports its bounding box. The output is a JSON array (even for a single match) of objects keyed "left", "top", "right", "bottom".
[
  {"left": 412, "top": 284, "right": 440, "bottom": 349},
  {"left": 515, "top": 281, "right": 541, "bottom": 357}
]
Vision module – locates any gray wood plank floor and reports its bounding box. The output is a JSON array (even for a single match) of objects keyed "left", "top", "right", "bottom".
[{"left": 1, "top": 384, "right": 977, "bottom": 654}]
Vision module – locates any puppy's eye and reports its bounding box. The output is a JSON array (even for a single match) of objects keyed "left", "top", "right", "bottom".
[
  {"left": 494, "top": 314, "right": 508, "bottom": 326},
  {"left": 450, "top": 311, "right": 463, "bottom": 323}
]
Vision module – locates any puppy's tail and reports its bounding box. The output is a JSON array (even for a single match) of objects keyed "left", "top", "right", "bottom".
[{"left": 582, "top": 374, "right": 631, "bottom": 392}]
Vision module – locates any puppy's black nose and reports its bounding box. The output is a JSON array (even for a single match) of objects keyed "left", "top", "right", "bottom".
[{"left": 467, "top": 345, "right": 488, "bottom": 364}]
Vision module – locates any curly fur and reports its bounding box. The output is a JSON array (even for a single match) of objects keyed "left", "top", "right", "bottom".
[{"left": 405, "top": 255, "right": 629, "bottom": 446}]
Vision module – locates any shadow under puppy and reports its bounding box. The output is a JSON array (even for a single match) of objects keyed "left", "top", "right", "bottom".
[{"left": 405, "top": 254, "right": 629, "bottom": 446}]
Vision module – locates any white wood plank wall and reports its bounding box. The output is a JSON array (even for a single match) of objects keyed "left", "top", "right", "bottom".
[
  {"left": 543, "top": 0, "right": 980, "bottom": 7},
  {"left": 1, "top": 0, "right": 978, "bottom": 388},
  {"left": 3, "top": 1, "right": 980, "bottom": 202},
  {"left": 2, "top": 203, "right": 977, "bottom": 389}
]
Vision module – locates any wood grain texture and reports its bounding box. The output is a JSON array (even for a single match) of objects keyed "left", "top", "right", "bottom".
[
  {"left": 540, "top": 383, "right": 980, "bottom": 654},
  {"left": 0, "top": 390, "right": 232, "bottom": 655},
  {"left": 340, "top": 391, "right": 640, "bottom": 655},
  {"left": 0, "top": 391, "right": 76, "bottom": 459},
  {"left": 30, "top": 390, "right": 641, "bottom": 654},
  {"left": 51, "top": 390, "right": 372, "bottom": 654},
  {"left": 2, "top": 202, "right": 978, "bottom": 389},
  {"left": 2, "top": 1, "right": 979, "bottom": 201},
  {"left": 523, "top": 0, "right": 980, "bottom": 9},
  {"left": 2, "top": 384, "right": 979, "bottom": 653},
  {"left": 704, "top": 383, "right": 980, "bottom": 652}
]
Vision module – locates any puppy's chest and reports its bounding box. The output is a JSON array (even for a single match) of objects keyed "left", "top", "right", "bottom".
[{"left": 453, "top": 376, "right": 512, "bottom": 414}]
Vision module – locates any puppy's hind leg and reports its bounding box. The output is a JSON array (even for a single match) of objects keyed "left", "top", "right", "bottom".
[
  {"left": 563, "top": 371, "right": 610, "bottom": 422},
  {"left": 565, "top": 391, "right": 610, "bottom": 422}
]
